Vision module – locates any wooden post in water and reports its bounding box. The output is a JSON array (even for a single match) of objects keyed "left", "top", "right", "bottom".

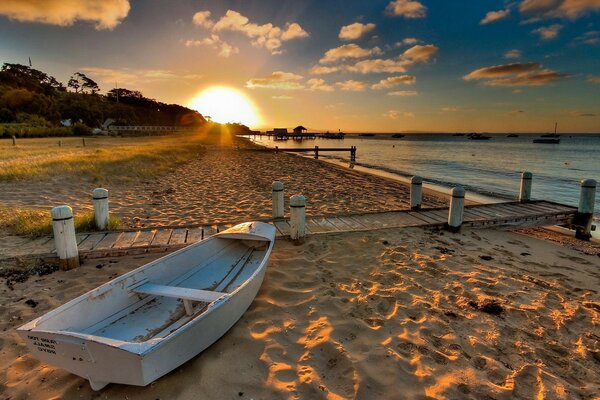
[
  {"left": 272, "top": 181, "right": 284, "bottom": 219},
  {"left": 410, "top": 176, "right": 423, "bottom": 210},
  {"left": 519, "top": 171, "right": 532, "bottom": 202},
  {"left": 314, "top": 146, "right": 319, "bottom": 159},
  {"left": 51, "top": 205, "right": 79, "bottom": 270},
  {"left": 92, "top": 188, "right": 109, "bottom": 230},
  {"left": 289, "top": 195, "right": 306, "bottom": 242},
  {"left": 58, "top": 140, "right": 62, "bottom": 147},
  {"left": 82, "top": 138, "right": 86, "bottom": 147},
  {"left": 446, "top": 186, "right": 465, "bottom": 232},
  {"left": 350, "top": 146, "right": 356, "bottom": 163},
  {"left": 11, "top": 135, "right": 16, "bottom": 146},
  {"left": 575, "top": 179, "right": 596, "bottom": 240}
]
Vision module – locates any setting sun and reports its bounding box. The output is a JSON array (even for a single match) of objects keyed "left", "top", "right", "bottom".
[{"left": 189, "top": 87, "right": 260, "bottom": 127}]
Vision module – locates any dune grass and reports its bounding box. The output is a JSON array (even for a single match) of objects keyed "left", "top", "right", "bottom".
[
  {"left": 0, "top": 207, "right": 122, "bottom": 237},
  {"left": 0, "top": 133, "right": 212, "bottom": 184}
]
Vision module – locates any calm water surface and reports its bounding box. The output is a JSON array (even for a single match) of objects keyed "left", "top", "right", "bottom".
[{"left": 249, "top": 134, "right": 600, "bottom": 219}]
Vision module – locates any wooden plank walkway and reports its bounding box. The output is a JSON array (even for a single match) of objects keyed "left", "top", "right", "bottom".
[{"left": 5, "top": 200, "right": 578, "bottom": 260}]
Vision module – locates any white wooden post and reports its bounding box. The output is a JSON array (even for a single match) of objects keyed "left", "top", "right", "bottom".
[
  {"left": 519, "top": 171, "right": 532, "bottom": 202},
  {"left": 92, "top": 188, "right": 109, "bottom": 230},
  {"left": 575, "top": 179, "right": 596, "bottom": 240},
  {"left": 51, "top": 205, "right": 79, "bottom": 270},
  {"left": 447, "top": 186, "right": 465, "bottom": 232},
  {"left": 410, "top": 176, "right": 423, "bottom": 210},
  {"left": 272, "top": 181, "right": 284, "bottom": 219},
  {"left": 289, "top": 195, "right": 306, "bottom": 241}
]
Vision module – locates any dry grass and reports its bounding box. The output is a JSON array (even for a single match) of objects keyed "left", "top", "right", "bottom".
[
  {"left": 0, "top": 207, "right": 121, "bottom": 237},
  {"left": 0, "top": 133, "right": 214, "bottom": 184}
]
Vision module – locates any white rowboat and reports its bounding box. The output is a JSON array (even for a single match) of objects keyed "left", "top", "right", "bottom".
[{"left": 17, "top": 221, "right": 276, "bottom": 390}]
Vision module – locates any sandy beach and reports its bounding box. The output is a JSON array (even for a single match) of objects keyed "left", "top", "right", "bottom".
[{"left": 1, "top": 226, "right": 599, "bottom": 399}]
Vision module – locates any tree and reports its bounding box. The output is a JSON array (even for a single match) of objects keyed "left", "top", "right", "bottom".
[
  {"left": 68, "top": 72, "right": 100, "bottom": 94},
  {"left": 67, "top": 76, "right": 81, "bottom": 93}
]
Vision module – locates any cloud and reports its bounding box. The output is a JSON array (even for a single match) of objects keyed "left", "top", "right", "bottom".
[
  {"left": 319, "top": 44, "right": 382, "bottom": 64},
  {"left": 386, "top": 0, "right": 427, "bottom": 18},
  {"left": 464, "top": 62, "right": 568, "bottom": 86},
  {"left": 388, "top": 90, "right": 418, "bottom": 96},
  {"left": 272, "top": 95, "right": 293, "bottom": 100},
  {"left": 192, "top": 11, "right": 214, "bottom": 29},
  {"left": 570, "top": 111, "right": 596, "bottom": 117},
  {"left": 383, "top": 110, "right": 414, "bottom": 119},
  {"left": 185, "top": 35, "right": 239, "bottom": 57},
  {"left": 575, "top": 30, "right": 600, "bottom": 45},
  {"left": 0, "top": 0, "right": 130, "bottom": 30},
  {"left": 532, "top": 24, "right": 562, "bottom": 40},
  {"left": 395, "top": 38, "right": 419, "bottom": 46},
  {"left": 246, "top": 71, "right": 304, "bottom": 90},
  {"left": 191, "top": 9, "right": 308, "bottom": 55},
  {"left": 307, "top": 78, "right": 335, "bottom": 92},
  {"left": 509, "top": 110, "right": 525, "bottom": 115},
  {"left": 79, "top": 67, "right": 202, "bottom": 88},
  {"left": 480, "top": 9, "right": 510, "bottom": 24},
  {"left": 372, "top": 75, "right": 416, "bottom": 89},
  {"left": 310, "top": 65, "right": 343, "bottom": 75},
  {"left": 349, "top": 59, "right": 407, "bottom": 74},
  {"left": 399, "top": 44, "right": 439, "bottom": 65},
  {"left": 336, "top": 80, "right": 367, "bottom": 91},
  {"left": 587, "top": 75, "right": 600, "bottom": 83},
  {"left": 339, "top": 22, "right": 376, "bottom": 40},
  {"left": 519, "top": 0, "right": 600, "bottom": 20},
  {"left": 441, "top": 107, "right": 461, "bottom": 112},
  {"left": 504, "top": 49, "right": 522, "bottom": 59}
]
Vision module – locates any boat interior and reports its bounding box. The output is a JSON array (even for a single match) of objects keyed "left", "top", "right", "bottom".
[{"left": 30, "top": 236, "right": 270, "bottom": 343}]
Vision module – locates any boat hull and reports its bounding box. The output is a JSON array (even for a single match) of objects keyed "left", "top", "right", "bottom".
[{"left": 17, "top": 222, "right": 275, "bottom": 390}]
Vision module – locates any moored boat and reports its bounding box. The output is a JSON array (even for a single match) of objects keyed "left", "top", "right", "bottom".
[
  {"left": 468, "top": 133, "right": 492, "bottom": 140},
  {"left": 533, "top": 122, "right": 560, "bottom": 144},
  {"left": 17, "top": 222, "right": 276, "bottom": 391}
]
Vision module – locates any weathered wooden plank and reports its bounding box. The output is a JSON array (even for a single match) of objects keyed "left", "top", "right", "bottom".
[
  {"left": 385, "top": 212, "right": 432, "bottom": 227},
  {"left": 76, "top": 233, "right": 89, "bottom": 246},
  {"left": 273, "top": 220, "right": 291, "bottom": 236},
  {"left": 357, "top": 213, "right": 394, "bottom": 228},
  {"left": 78, "top": 233, "right": 106, "bottom": 251},
  {"left": 426, "top": 209, "right": 449, "bottom": 221},
  {"left": 186, "top": 227, "right": 205, "bottom": 243},
  {"left": 327, "top": 217, "right": 355, "bottom": 231},
  {"left": 169, "top": 228, "right": 188, "bottom": 245},
  {"left": 131, "top": 230, "right": 156, "bottom": 248},
  {"left": 93, "top": 232, "right": 123, "bottom": 251},
  {"left": 348, "top": 215, "right": 381, "bottom": 229},
  {"left": 489, "top": 204, "right": 523, "bottom": 216},
  {"left": 306, "top": 219, "right": 328, "bottom": 233},
  {"left": 150, "top": 229, "right": 172, "bottom": 247},
  {"left": 407, "top": 211, "right": 439, "bottom": 225},
  {"left": 416, "top": 210, "right": 447, "bottom": 224},
  {"left": 309, "top": 218, "right": 337, "bottom": 232},
  {"left": 112, "top": 231, "right": 139, "bottom": 249},
  {"left": 463, "top": 209, "right": 490, "bottom": 221},
  {"left": 336, "top": 216, "right": 369, "bottom": 230}
]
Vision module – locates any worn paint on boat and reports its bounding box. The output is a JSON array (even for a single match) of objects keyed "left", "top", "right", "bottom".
[{"left": 17, "top": 221, "right": 276, "bottom": 391}]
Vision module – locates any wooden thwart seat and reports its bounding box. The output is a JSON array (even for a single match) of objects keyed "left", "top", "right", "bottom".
[{"left": 134, "top": 283, "right": 227, "bottom": 315}]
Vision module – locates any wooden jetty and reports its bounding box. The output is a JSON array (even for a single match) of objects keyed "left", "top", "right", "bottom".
[
  {"left": 275, "top": 146, "right": 357, "bottom": 162},
  {"left": 8, "top": 200, "right": 579, "bottom": 261}
]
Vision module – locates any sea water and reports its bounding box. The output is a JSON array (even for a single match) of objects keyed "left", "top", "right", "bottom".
[{"left": 248, "top": 134, "right": 600, "bottom": 221}]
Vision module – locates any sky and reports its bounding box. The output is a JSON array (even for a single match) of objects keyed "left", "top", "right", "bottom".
[{"left": 0, "top": 0, "right": 599, "bottom": 133}]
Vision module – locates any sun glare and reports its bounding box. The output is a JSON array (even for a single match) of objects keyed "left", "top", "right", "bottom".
[{"left": 189, "top": 87, "right": 260, "bottom": 127}]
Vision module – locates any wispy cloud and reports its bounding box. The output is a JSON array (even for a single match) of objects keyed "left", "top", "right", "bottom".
[
  {"left": 272, "top": 95, "right": 293, "bottom": 100},
  {"left": 575, "top": 30, "right": 600, "bottom": 45},
  {"left": 336, "top": 80, "right": 367, "bottom": 91},
  {"left": 0, "top": 0, "right": 130, "bottom": 30},
  {"left": 519, "top": 0, "right": 600, "bottom": 20},
  {"left": 441, "top": 107, "right": 461, "bottom": 112},
  {"left": 385, "top": 0, "right": 427, "bottom": 18},
  {"left": 185, "top": 35, "right": 238, "bottom": 58},
  {"left": 570, "top": 111, "right": 596, "bottom": 117},
  {"left": 504, "top": 49, "right": 522, "bottom": 59},
  {"left": 509, "top": 110, "right": 525, "bottom": 115},
  {"left": 246, "top": 71, "right": 304, "bottom": 90},
  {"left": 532, "top": 24, "right": 562, "bottom": 40},
  {"left": 464, "top": 62, "right": 568, "bottom": 86},
  {"left": 307, "top": 78, "right": 335, "bottom": 92},
  {"left": 319, "top": 44, "right": 382, "bottom": 64},
  {"left": 396, "top": 38, "right": 419, "bottom": 46},
  {"left": 587, "top": 75, "right": 600, "bottom": 84},
  {"left": 339, "top": 22, "right": 376, "bottom": 40},
  {"left": 480, "top": 9, "right": 510, "bottom": 24},
  {"left": 388, "top": 90, "right": 418, "bottom": 96},
  {"left": 383, "top": 110, "right": 414, "bottom": 119},
  {"left": 190, "top": 9, "right": 308, "bottom": 55},
  {"left": 80, "top": 67, "right": 202, "bottom": 87},
  {"left": 372, "top": 75, "right": 416, "bottom": 89}
]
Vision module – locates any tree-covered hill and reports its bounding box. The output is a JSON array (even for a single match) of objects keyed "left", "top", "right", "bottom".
[{"left": 0, "top": 63, "right": 207, "bottom": 137}]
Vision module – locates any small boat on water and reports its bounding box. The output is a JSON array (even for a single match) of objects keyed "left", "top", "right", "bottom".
[
  {"left": 17, "top": 222, "right": 276, "bottom": 391},
  {"left": 533, "top": 122, "right": 560, "bottom": 144},
  {"left": 358, "top": 133, "right": 375, "bottom": 137},
  {"left": 507, "top": 134, "right": 519, "bottom": 138},
  {"left": 468, "top": 133, "right": 492, "bottom": 140},
  {"left": 391, "top": 134, "right": 405, "bottom": 138}
]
